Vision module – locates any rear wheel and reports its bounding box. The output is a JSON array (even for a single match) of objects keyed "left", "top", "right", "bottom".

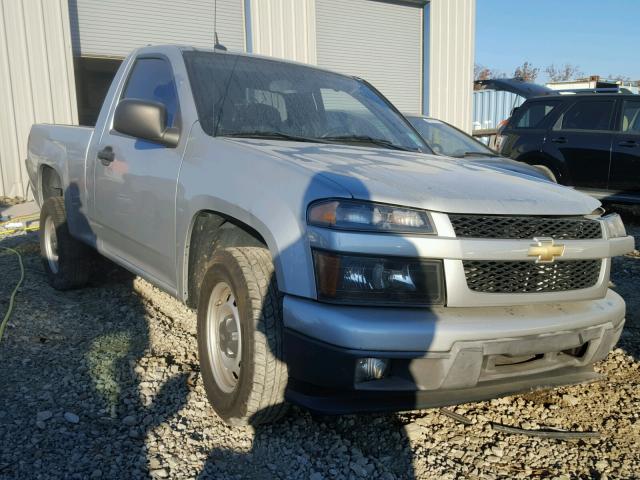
[
  {"left": 39, "top": 196, "right": 91, "bottom": 290},
  {"left": 197, "top": 247, "right": 288, "bottom": 425}
]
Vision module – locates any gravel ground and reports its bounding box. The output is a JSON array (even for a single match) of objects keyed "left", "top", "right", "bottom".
[{"left": 0, "top": 218, "right": 638, "bottom": 479}]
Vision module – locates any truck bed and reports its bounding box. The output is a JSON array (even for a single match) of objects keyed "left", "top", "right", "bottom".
[{"left": 27, "top": 124, "right": 94, "bottom": 204}]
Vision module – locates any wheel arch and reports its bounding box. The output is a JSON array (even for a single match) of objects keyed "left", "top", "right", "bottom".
[
  {"left": 39, "top": 165, "right": 63, "bottom": 202},
  {"left": 516, "top": 153, "right": 567, "bottom": 185},
  {"left": 183, "top": 209, "right": 280, "bottom": 309}
]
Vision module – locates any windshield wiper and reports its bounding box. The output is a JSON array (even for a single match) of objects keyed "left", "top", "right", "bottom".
[
  {"left": 321, "top": 135, "right": 414, "bottom": 152},
  {"left": 222, "top": 131, "right": 322, "bottom": 143},
  {"left": 223, "top": 131, "right": 416, "bottom": 152},
  {"left": 462, "top": 151, "right": 497, "bottom": 157}
]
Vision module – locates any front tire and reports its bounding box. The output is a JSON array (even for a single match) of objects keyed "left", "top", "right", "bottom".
[
  {"left": 39, "top": 196, "right": 91, "bottom": 290},
  {"left": 197, "top": 247, "right": 288, "bottom": 425}
]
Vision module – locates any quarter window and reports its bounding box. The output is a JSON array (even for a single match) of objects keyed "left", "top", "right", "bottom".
[
  {"left": 122, "top": 58, "right": 179, "bottom": 127},
  {"left": 621, "top": 100, "right": 640, "bottom": 134},
  {"left": 556, "top": 99, "right": 614, "bottom": 131},
  {"left": 513, "top": 100, "right": 560, "bottom": 128}
]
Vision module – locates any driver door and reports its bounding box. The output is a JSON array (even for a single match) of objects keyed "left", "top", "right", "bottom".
[{"left": 92, "top": 57, "right": 185, "bottom": 291}]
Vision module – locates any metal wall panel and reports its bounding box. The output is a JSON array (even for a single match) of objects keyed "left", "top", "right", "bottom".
[
  {"left": 69, "top": 0, "right": 245, "bottom": 58},
  {"left": 315, "top": 0, "right": 423, "bottom": 114},
  {"left": 0, "top": 0, "right": 78, "bottom": 198},
  {"left": 472, "top": 89, "right": 524, "bottom": 131},
  {"left": 428, "top": 0, "right": 475, "bottom": 132},
  {"left": 248, "top": 0, "right": 317, "bottom": 64}
]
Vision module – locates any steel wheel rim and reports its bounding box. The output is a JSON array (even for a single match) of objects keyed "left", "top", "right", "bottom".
[
  {"left": 206, "top": 282, "right": 242, "bottom": 393},
  {"left": 44, "top": 216, "right": 59, "bottom": 274}
]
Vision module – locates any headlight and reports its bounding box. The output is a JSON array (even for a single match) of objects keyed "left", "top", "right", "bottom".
[
  {"left": 602, "top": 213, "right": 627, "bottom": 238},
  {"left": 307, "top": 199, "right": 435, "bottom": 234},
  {"left": 313, "top": 249, "right": 445, "bottom": 306}
]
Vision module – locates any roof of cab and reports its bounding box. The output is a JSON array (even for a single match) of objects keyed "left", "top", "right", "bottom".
[{"left": 131, "top": 44, "right": 357, "bottom": 80}]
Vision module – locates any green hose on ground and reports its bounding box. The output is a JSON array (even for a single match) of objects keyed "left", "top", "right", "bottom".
[{"left": 0, "top": 247, "right": 24, "bottom": 345}]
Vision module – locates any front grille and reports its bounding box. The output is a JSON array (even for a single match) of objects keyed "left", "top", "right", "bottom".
[
  {"left": 449, "top": 215, "right": 602, "bottom": 240},
  {"left": 463, "top": 260, "right": 602, "bottom": 293}
]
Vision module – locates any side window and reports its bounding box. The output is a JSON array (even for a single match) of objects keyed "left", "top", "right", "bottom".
[
  {"left": 621, "top": 100, "right": 640, "bottom": 134},
  {"left": 555, "top": 99, "right": 614, "bottom": 131},
  {"left": 122, "top": 58, "right": 178, "bottom": 127},
  {"left": 513, "top": 100, "right": 560, "bottom": 128}
]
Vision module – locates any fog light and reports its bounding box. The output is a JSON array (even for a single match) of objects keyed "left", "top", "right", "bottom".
[{"left": 355, "top": 358, "right": 389, "bottom": 382}]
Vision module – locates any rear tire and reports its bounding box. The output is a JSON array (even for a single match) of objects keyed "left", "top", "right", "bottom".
[
  {"left": 39, "top": 196, "right": 91, "bottom": 290},
  {"left": 197, "top": 247, "right": 289, "bottom": 425}
]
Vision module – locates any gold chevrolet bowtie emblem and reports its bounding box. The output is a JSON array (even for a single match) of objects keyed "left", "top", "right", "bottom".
[{"left": 528, "top": 237, "right": 565, "bottom": 263}]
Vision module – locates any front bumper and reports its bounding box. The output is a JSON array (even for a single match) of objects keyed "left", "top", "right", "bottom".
[{"left": 283, "top": 290, "right": 625, "bottom": 414}]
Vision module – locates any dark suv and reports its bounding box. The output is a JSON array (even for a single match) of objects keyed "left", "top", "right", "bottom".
[{"left": 499, "top": 94, "right": 640, "bottom": 203}]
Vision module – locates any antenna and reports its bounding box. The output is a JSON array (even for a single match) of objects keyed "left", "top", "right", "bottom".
[
  {"left": 213, "top": 0, "right": 227, "bottom": 51},
  {"left": 215, "top": 32, "right": 227, "bottom": 51}
]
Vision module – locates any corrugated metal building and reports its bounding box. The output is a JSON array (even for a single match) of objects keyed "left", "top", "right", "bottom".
[
  {"left": 427, "top": 0, "right": 475, "bottom": 132},
  {"left": 0, "top": 0, "right": 476, "bottom": 198},
  {"left": 472, "top": 89, "right": 524, "bottom": 131},
  {"left": 0, "top": 0, "right": 78, "bottom": 200}
]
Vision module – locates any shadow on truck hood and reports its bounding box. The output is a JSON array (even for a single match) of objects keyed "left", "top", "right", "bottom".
[{"left": 227, "top": 139, "right": 601, "bottom": 215}]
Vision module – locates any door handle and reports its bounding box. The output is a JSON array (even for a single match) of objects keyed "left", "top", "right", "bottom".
[
  {"left": 551, "top": 137, "right": 567, "bottom": 144},
  {"left": 618, "top": 140, "right": 637, "bottom": 148},
  {"left": 97, "top": 146, "right": 115, "bottom": 166}
]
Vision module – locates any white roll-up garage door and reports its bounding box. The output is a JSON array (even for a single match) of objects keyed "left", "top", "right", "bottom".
[
  {"left": 69, "top": 0, "right": 246, "bottom": 57},
  {"left": 315, "top": 0, "right": 423, "bottom": 114}
]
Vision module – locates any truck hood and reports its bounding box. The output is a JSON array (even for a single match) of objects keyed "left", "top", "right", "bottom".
[
  {"left": 444, "top": 154, "right": 551, "bottom": 181},
  {"left": 227, "top": 139, "right": 600, "bottom": 215}
]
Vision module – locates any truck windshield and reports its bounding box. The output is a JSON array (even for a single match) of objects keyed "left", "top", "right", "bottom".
[
  {"left": 183, "top": 51, "right": 427, "bottom": 152},
  {"left": 406, "top": 116, "right": 496, "bottom": 158}
]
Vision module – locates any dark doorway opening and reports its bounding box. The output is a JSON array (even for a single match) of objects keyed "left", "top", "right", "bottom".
[{"left": 74, "top": 57, "right": 122, "bottom": 126}]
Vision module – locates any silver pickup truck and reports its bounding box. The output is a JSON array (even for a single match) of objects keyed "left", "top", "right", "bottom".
[{"left": 27, "top": 45, "right": 634, "bottom": 425}]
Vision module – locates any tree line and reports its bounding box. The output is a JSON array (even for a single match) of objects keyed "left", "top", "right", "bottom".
[{"left": 474, "top": 62, "right": 637, "bottom": 85}]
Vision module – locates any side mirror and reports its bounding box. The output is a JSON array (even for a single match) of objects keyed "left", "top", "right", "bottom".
[{"left": 113, "top": 98, "right": 180, "bottom": 147}]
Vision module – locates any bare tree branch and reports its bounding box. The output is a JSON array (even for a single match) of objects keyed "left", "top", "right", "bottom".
[
  {"left": 513, "top": 62, "right": 540, "bottom": 82},
  {"left": 474, "top": 63, "right": 506, "bottom": 81},
  {"left": 545, "top": 63, "right": 584, "bottom": 82}
]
